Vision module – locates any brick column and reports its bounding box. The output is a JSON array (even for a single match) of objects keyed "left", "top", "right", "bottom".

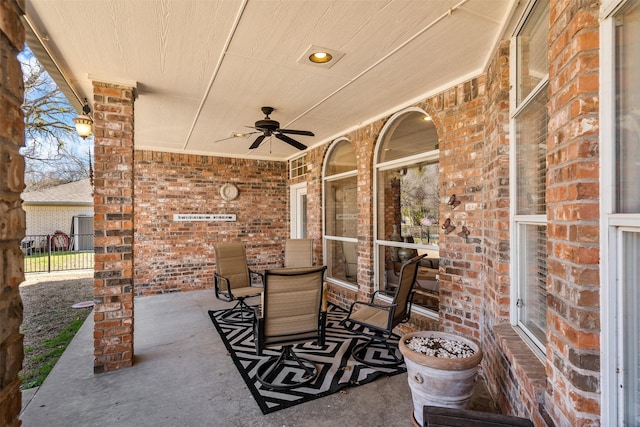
[
  {"left": 353, "top": 122, "right": 381, "bottom": 301},
  {"left": 92, "top": 82, "right": 135, "bottom": 373},
  {"left": 0, "top": 0, "right": 26, "bottom": 424},
  {"left": 546, "top": 0, "right": 601, "bottom": 424}
]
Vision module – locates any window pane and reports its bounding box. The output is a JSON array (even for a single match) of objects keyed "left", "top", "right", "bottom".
[
  {"left": 375, "top": 110, "right": 439, "bottom": 311},
  {"left": 622, "top": 230, "right": 640, "bottom": 424},
  {"left": 378, "top": 244, "right": 440, "bottom": 311},
  {"left": 290, "top": 155, "right": 307, "bottom": 179},
  {"left": 378, "top": 112, "right": 438, "bottom": 163},
  {"left": 376, "top": 161, "right": 439, "bottom": 312},
  {"left": 616, "top": 0, "right": 640, "bottom": 213},
  {"left": 377, "top": 162, "right": 439, "bottom": 244},
  {"left": 325, "top": 176, "right": 357, "bottom": 238},
  {"left": 519, "top": 223, "right": 548, "bottom": 345},
  {"left": 326, "top": 140, "right": 357, "bottom": 176},
  {"left": 516, "top": 87, "right": 548, "bottom": 215},
  {"left": 516, "top": 1, "right": 549, "bottom": 105},
  {"left": 300, "top": 194, "right": 307, "bottom": 238},
  {"left": 326, "top": 239, "right": 357, "bottom": 285}
]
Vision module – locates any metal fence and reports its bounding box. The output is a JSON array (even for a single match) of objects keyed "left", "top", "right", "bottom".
[{"left": 22, "top": 232, "right": 94, "bottom": 273}]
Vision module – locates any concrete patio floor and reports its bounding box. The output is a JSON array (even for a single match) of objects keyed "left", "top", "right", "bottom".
[{"left": 20, "top": 288, "right": 497, "bottom": 426}]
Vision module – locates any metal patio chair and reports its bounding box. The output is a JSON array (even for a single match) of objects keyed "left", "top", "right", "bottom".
[
  {"left": 284, "top": 238, "right": 314, "bottom": 268},
  {"left": 213, "top": 242, "right": 263, "bottom": 323},
  {"left": 341, "top": 254, "right": 425, "bottom": 367},
  {"left": 254, "top": 265, "right": 327, "bottom": 389}
]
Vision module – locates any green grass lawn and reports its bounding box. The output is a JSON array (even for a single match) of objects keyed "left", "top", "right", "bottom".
[
  {"left": 20, "top": 318, "right": 85, "bottom": 389},
  {"left": 24, "top": 251, "right": 94, "bottom": 273}
]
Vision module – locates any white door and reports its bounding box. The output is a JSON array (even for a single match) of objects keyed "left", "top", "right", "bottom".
[{"left": 290, "top": 183, "right": 307, "bottom": 238}]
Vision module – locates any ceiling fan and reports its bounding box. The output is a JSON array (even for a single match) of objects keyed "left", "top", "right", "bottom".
[{"left": 217, "top": 107, "right": 314, "bottom": 150}]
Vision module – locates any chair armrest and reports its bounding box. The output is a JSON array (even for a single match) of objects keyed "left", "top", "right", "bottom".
[
  {"left": 341, "top": 300, "right": 398, "bottom": 331},
  {"left": 352, "top": 300, "right": 397, "bottom": 312},
  {"left": 214, "top": 272, "right": 231, "bottom": 292}
]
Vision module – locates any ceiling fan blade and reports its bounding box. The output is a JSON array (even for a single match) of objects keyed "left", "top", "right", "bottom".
[
  {"left": 249, "top": 134, "right": 266, "bottom": 149},
  {"left": 214, "top": 130, "right": 260, "bottom": 143},
  {"left": 278, "top": 128, "right": 314, "bottom": 136},
  {"left": 214, "top": 135, "right": 237, "bottom": 143},
  {"left": 276, "top": 133, "right": 307, "bottom": 150}
]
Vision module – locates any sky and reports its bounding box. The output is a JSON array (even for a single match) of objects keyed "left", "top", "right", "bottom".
[{"left": 18, "top": 45, "right": 94, "bottom": 178}]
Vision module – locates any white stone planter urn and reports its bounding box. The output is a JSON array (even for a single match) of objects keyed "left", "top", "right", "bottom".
[{"left": 398, "top": 331, "right": 483, "bottom": 426}]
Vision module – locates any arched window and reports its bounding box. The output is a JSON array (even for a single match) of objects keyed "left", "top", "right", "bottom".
[
  {"left": 323, "top": 139, "right": 358, "bottom": 287},
  {"left": 374, "top": 109, "right": 440, "bottom": 315}
]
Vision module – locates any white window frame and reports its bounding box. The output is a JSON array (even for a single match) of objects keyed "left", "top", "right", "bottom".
[
  {"left": 290, "top": 154, "right": 307, "bottom": 179},
  {"left": 322, "top": 139, "right": 358, "bottom": 290},
  {"left": 373, "top": 107, "right": 440, "bottom": 320},
  {"left": 509, "top": 0, "right": 549, "bottom": 357},
  {"left": 290, "top": 182, "right": 307, "bottom": 238},
  {"left": 600, "top": 1, "right": 640, "bottom": 423}
]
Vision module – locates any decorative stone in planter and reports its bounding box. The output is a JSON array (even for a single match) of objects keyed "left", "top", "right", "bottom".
[{"left": 398, "top": 331, "right": 483, "bottom": 427}]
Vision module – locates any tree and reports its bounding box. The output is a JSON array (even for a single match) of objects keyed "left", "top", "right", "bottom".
[
  {"left": 401, "top": 163, "right": 440, "bottom": 225},
  {"left": 19, "top": 46, "right": 92, "bottom": 191}
]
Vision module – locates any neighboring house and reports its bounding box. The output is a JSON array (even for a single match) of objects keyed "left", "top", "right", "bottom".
[{"left": 21, "top": 179, "right": 94, "bottom": 250}]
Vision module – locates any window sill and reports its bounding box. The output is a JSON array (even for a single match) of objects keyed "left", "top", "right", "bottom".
[
  {"left": 325, "top": 277, "right": 358, "bottom": 292},
  {"left": 493, "top": 324, "right": 547, "bottom": 405}
]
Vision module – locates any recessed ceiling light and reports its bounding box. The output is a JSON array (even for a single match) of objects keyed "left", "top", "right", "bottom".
[
  {"left": 309, "top": 52, "right": 333, "bottom": 63},
  {"left": 423, "top": 115, "right": 432, "bottom": 121},
  {"left": 298, "top": 45, "right": 344, "bottom": 69}
]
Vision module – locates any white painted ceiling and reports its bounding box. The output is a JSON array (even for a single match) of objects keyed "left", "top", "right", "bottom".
[{"left": 24, "top": 0, "right": 519, "bottom": 161}]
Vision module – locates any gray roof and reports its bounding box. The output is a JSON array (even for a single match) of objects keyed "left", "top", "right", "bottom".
[{"left": 22, "top": 179, "right": 93, "bottom": 206}]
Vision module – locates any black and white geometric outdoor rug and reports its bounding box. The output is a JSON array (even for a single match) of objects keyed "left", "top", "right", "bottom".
[{"left": 208, "top": 303, "right": 406, "bottom": 414}]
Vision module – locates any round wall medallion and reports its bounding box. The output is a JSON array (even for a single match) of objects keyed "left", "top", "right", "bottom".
[{"left": 220, "top": 183, "right": 239, "bottom": 201}]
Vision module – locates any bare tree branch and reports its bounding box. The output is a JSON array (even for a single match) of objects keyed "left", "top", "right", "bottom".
[{"left": 20, "top": 46, "right": 92, "bottom": 191}]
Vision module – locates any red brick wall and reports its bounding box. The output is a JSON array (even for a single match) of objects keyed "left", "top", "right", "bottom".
[
  {"left": 546, "top": 0, "right": 601, "bottom": 425},
  {"left": 415, "top": 78, "right": 487, "bottom": 340},
  {"left": 0, "top": 0, "right": 25, "bottom": 425},
  {"left": 480, "top": 41, "right": 549, "bottom": 422},
  {"left": 133, "top": 151, "right": 289, "bottom": 295},
  {"left": 349, "top": 123, "right": 380, "bottom": 302},
  {"left": 481, "top": 41, "right": 512, "bottom": 327},
  {"left": 92, "top": 82, "right": 136, "bottom": 373}
]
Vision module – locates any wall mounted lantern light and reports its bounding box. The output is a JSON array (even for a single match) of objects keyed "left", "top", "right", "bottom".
[{"left": 74, "top": 98, "right": 93, "bottom": 139}]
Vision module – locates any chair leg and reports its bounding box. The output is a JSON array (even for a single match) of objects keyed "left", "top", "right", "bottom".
[
  {"left": 318, "top": 311, "right": 327, "bottom": 346},
  {"left": 256, "top": 345, "right": 318, "bottom": 390},
  {"left": 220, "top": 297, "right": 255, "bottom": 323},
  {"left": 351, "top": 335, "right": 404, "bottom": 368}
]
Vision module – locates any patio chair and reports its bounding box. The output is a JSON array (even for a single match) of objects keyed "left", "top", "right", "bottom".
[
  {"left": 341, "top": 254, "right": 425, "bottom": 367},
  {"left": 254, "top": 265, "right": 327, "bottom": 390},
  {"left": 422, "top": 405, "right": 534, "bottom": 426},
  {"left": 284, "top": 238, "right": 313, "bottom": 268},
  {"left": 213, "top": 242, "right": 263, "bottom": 323}
]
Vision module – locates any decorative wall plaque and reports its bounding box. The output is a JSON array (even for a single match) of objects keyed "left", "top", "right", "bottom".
[
  {"left": 173, "top": 214, "right": 236, "bottom": 222},
  {"left": 220, "top": 183, "right": 239, "bottom": 201}
]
